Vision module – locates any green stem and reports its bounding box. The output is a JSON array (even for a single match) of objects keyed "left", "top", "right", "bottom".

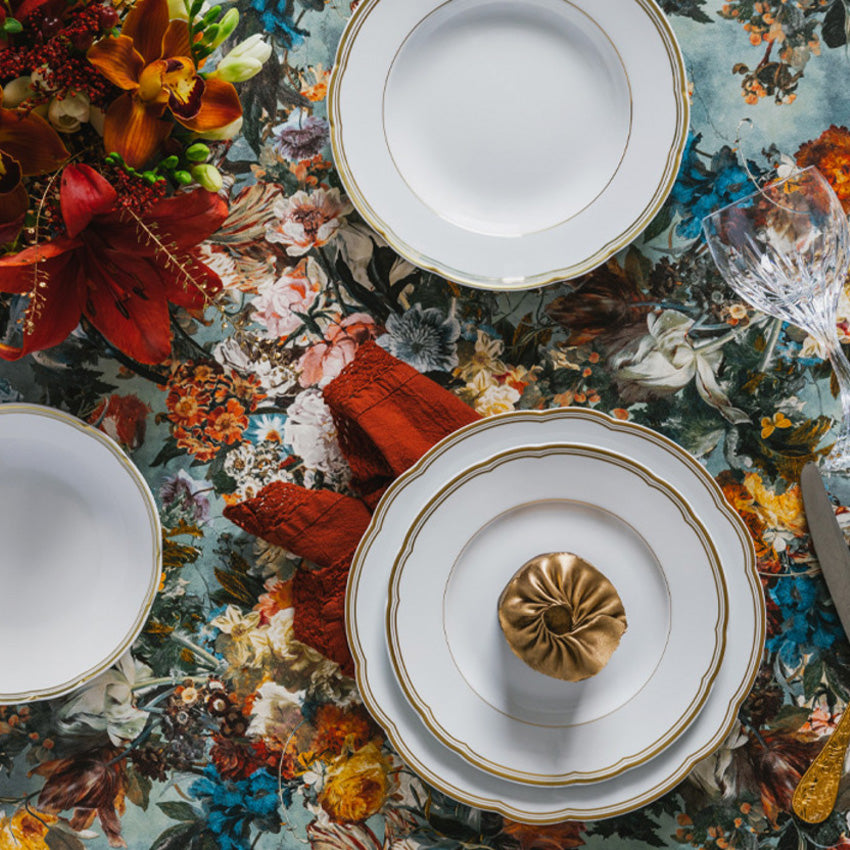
[{"left": 170, "top": 633, "right": 222, "bottom": 669}]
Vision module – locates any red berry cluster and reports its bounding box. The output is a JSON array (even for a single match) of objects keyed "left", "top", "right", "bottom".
[
  {"left": 0, "top": 2, "right": 119, "bottom": 108},
  {"left": 104, "top": 164, "right": 169, "bottom": 215}
]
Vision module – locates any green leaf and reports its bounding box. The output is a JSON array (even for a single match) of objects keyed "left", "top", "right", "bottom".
[
  {"left": 214, "top": 567, "right": 259, "bottom": 606},
  {"left": 125, "top": 764, "right": 152, "bottom": 810},
  {"left": 151, "top": 822, "right": 200, "bottom": 850},
  {"left": 157, "top": 801, "right": 201, "bottom": 822},
  {"left": 641, "top": 206, "right": 674, "bottom": 242},
  {"left": 45, "top": 827, "right": 86, "bottom": 850},
  {"left": 803, "top": 658, "right": 825, "bottom": 699},
  {"left": 151, "top": 440, "right": 185, "bottom": 468}
]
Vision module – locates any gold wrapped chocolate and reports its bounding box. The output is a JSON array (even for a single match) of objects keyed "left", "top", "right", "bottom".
[{"left": 498, "top": 552, "right": 627, "bottom": 682}]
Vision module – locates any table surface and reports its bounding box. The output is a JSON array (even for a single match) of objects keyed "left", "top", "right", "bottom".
[{"left": 3, "top": 0, "right": 850, "bottom": 848}]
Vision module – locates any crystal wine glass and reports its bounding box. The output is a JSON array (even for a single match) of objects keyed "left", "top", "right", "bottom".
[{"left": 702, "top": 166, "right": 850, "bottom": 474}]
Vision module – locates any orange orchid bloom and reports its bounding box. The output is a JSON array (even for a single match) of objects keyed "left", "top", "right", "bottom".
[
  {"left": 0, "top": 87, "right": 68, "bottom": 240},
  {"left": 87, "top": 0, "right": 242, "bottom": 168}
]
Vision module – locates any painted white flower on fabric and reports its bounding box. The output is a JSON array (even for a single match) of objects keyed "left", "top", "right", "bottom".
[
  {"left": 284, "top": 389, "right": 349, "bottom": 477},
  {"left": 246, "top": 680, "right": 305, "bottom": 742},
  {"left": 56, "top": 653, "right": 152, "bottom": 745},
  {"left": 610, "top": 310, "right": 749, "bottom": 424},
  {"left": 252, "top": 257, "right": 327, "bottom": 339}
]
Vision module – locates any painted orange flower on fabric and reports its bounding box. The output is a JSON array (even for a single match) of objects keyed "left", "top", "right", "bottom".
[
  {"left": 87, "top": 0, "right": 242, "bottom": 168},
  {"left": 796, "top": 126, "right": 850, "bottom": 213}
]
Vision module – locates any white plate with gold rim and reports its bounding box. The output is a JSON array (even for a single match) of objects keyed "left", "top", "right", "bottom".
[
  {"left": 0, "top": 404, "right": 160, "bottom": 703},
  {"left": 347, "top": 409, "right": 764, "bottom": 822},
  {"left": 329, "top": 0, "right": 688, "bottom": 289},
  {"left": 387, "top": 443, "right": 728, "bottom": 786}
]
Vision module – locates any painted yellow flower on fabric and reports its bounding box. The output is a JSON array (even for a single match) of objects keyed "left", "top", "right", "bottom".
[
  {"left": 0, "top": 807, "right": 57, "bottom": 850},
  {"left": 744, "top": 472, "right": 806, "bottom": 535},
  {"left": 319, "top": 742, "right": 392, "bottom": 823},
  {"left": 761, "top": 412, "right": 793, "bottom": 438}
]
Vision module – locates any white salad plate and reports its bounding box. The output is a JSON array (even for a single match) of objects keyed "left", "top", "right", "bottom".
[
  {"left": 329, "top": 0, "right": 689, "bottom": 289},
  {"left": 0, "top": 404, "right": 160, "bottom": 703},
  {"left": 347, "top": 409, "right": 764, "bottom": 822},
  {"left": 387, "top": 443, "right": 728, "bottom": 786}
]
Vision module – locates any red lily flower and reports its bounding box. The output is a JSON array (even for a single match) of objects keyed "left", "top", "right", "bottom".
[
  {"left": 87, "top": 0, "right": 242, "bottom": 168},
  {"left": 0, "top": 163, "right": 227, "bottom": 363}
]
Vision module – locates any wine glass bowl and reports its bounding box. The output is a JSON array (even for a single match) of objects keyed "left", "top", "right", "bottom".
[{"left": 703, "top": 166, "right": 850, "bottom": 473}]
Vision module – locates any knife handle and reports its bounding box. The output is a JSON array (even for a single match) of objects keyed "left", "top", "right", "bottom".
[{"left": 792, "top": 708, "right": 850, "bottom": 823}]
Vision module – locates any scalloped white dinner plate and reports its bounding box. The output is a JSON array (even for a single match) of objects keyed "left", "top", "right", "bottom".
[
  {"left": 387, "top": 443, "right": 727, "bottom": 786},
  {"left": 0, "top": 404, "right": 160, "bottom": 703},
  {"left": 329, "top": 0, "right": 688, "bottom": 289},
  {"left": 347, "top": 409, "right": 764, "bottom": 822}
]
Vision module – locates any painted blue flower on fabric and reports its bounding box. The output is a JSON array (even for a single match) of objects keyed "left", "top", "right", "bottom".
[
  {"left": 250, "top": 0, "right": 307, "bottom": 48},
  {"left": 668, "top": 132, "right": 759, "bottom": 240},
  {"left": 379, "top": 303, "right": 461, "bottom": 373},
  {"left": 190, "top": 766, "right": 284, "bottom": 850},
  {"left": 766, "top": 573, "right": 842, "bottom": 667}
]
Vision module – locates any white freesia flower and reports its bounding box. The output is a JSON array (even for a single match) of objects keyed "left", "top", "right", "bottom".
[
  {"left": 56, "top": 653, "right": 152, "bottom": 745},
  {"left": 2, "top": 76, "right": 32, "bottom": 107},
  {"left": 213, "top": 34, "right": 272, "bottom": 82},
  {"left": 48, "top": 92, "right": 90, "bottom": 133},
  {"left": 610, "top": 310, "right": 750, "bottom": 424}
]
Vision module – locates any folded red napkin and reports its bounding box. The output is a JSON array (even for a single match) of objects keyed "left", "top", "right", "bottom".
[{"left": 224, "top": 340, "right": 480, "bottom": 675}]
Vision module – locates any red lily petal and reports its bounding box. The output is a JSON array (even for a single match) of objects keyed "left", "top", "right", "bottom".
[
  {"left": 161, "top": 20, "right": 191, "bottom": 59},
  {"left": 0, "top": 110, "right": 68, "bottom": 176},
  {"left": 103, "top": 92, "right": 171, "bottom": 169},
  {"left": 122, "top": 0, "right": 170, "bottom": 65},
  {"left": 61, "top": 164, "right": 118, "bottom": 238},
  {"left": 159, "top": 251, "right": 222, "bottom": 310},
  {"left": 84, "top": 254, "right": 172, "bottom": 364},
  {"left": 146, "top": 188, "right": 228, "bottom": 249},
  {"left": 174, "top": 77, "right": 242, "bottom": 134},
  {"left": 0, "top": 236, "right": 81, "bottom": 292},
  {"left": 87, "top": 36, "right": 145, "bottom": 90},
  {"left": 0, "top": 181, "right": 28, "bottom": 243},
  {"left": 0, "top": 249, "right": 85, "bottom": 361}
]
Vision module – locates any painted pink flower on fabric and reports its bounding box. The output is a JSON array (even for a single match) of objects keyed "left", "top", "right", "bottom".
[
  {"left": 252, "top": 257, "right": 326, "bottom": 339},
  {"left": 266, "top": 188, "right": 352, "bottom": 256},
  {"left": 298, "top": 313, "right": 377, "bottom": 387}
]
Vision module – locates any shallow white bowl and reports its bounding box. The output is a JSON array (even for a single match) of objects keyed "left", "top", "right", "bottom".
[
  {"left": 330, "top": 0, "right": 689, "bottom": 289},
  {"left": 0, "top": 404, "right": 160, "bottom": 703}
]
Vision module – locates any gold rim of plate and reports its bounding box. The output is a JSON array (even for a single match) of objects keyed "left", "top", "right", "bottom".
[
  {"left": 328, "top": 0, "right": 690, "bottom": 290},
  {"left": 346, "top": 408, "right": 764, "bottom": 822},
  {"left": 385, "top": 442, "right": 729, "bottom": 786},
  {"left": 0, "top": 403, "right": 161, "bottom": 704}
]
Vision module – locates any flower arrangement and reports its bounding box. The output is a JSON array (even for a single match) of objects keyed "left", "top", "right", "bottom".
[{"left": 0, "top": 0, "right": 271, "bottom": 364}]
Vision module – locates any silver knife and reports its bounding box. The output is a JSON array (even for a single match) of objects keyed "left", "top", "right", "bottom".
[
  {"left": 801, "top": 461, "right": 850, "bottom": 639},
  {"left": 793, "top": 461, "right": 850, "bottom": 823}
]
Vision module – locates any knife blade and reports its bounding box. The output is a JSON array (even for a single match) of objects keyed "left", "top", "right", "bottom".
[{"left": 801, "top": 461, "right": 850, "bottom": 640}]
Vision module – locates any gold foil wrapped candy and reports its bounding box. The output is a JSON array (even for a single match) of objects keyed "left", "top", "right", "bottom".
[{"left": 498, "top": 552, "right": 628, "bottom": 682}]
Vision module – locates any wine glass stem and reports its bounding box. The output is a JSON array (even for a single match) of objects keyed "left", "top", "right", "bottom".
[{"left": 823, "top": 336, "right": 850, "bottom": 471}]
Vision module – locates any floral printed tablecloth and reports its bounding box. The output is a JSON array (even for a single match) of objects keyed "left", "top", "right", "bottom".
[{"left": 4, "top": 0, "right": 850, "bottom": 848}]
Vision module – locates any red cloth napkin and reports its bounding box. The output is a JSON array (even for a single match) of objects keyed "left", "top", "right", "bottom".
[{"left": 224, "top": 340, "right": 480, "bottom": 675}]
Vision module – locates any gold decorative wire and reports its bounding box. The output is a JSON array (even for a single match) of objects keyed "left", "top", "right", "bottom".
[{"left": 0, "top": 404, "right": 161, "bottom": 703}]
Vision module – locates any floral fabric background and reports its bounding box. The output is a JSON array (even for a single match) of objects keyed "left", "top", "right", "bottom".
[{"left": 3, "top": 0, "right": 850, "bottom": 848}]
